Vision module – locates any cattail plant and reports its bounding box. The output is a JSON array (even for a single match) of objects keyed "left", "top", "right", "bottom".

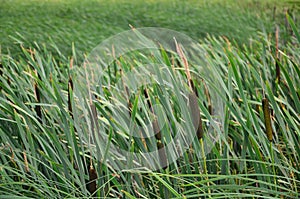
[
  {"left": 175, "top": 38, "right": 204, "bottom": 140},
  {"left": 262, "top": 97, "right": 273, "bottom": 141},
  {"left": 87, "top": 163, "right": 98, "bottom": 196},
  {"left": 175, "top": 37, "right": 211, "bottom": 195},
  {"left": 144, "top": 87, "right": 167, "bottom": 168},
  {"left": 188, "top": 92, "right": 204, "bottom": 140},
  {"left": 157, "top": 140, "right": 167, "bottom": 169}
]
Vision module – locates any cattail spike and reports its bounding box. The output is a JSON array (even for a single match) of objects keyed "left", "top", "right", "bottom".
[
  {"left": 88, "top": 164, "right": 98, "bottom": 196},
  {"left": 189, "top": 92, "right": 204, "bottom": 140},
  {"left": 157, "top": 141, "right": 167, "bottom": 170},
  {"left": 262, "top": 98, "right": 273, "bottom": 141},
  {"left": 152, "top": 119, "right": 161, "bottom": 140},
  {"left": 143, "top": 88, "right": 165, "bottom": 168}
]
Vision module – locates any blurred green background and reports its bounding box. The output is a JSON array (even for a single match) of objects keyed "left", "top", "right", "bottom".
[{"left": 0, "top": 0, "right": 298, "bottom": 57}]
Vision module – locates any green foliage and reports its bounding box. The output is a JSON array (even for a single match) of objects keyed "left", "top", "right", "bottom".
[
  {"left": 0, "top": 0, "right": 298, "bottom": 58},
  {"left": 1, "top": 26, "right": 299, "bottom": 198},
  {"left": 0, "top": 0, "right": 299, "bottom": 198}
]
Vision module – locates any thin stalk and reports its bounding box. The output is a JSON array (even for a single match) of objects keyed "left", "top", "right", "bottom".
[
  {"left": 200, "top": 138, "right": 211, "bottom": 198},
  {"left": 275, "top": 26, "right": 280, "bottom": 83},
  {"left": 68, "top": 57, "right": 74, "bottom": 119},
  {"left": 34, "top": 69, "right": 42, "bottom": 123},
  {"left": 270, "top": 142, "right": 277, "bottom": 193}
]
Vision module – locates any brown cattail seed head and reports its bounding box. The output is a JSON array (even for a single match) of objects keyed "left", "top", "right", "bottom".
[{"left": 262, "top": 98, "right": 273, "bottom": 141}]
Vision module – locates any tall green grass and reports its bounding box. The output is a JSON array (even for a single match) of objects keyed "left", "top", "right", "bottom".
[
  {"left": 1, "top": 0, "right": 298, "bottom": 59},
  {"left": 0, "top": 13, "right": 299, "bottom": 198}
]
